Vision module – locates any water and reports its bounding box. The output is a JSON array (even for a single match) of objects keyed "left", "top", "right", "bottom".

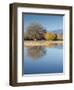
[{"left": 23, "top": 45, "right": 63, "bottom": 75}]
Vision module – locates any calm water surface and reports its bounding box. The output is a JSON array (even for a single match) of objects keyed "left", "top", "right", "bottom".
[{"left": 23, "top": 45, "right": 63, "bottom": 75}]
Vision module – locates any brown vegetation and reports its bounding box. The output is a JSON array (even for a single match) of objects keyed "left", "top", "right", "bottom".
[{"left": 24, "top": 23, "right": 63, "bottom": 41}]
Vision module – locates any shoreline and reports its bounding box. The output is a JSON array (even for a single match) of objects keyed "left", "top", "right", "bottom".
[{"left": 24, "top": 40, "right": 63, "bottom": 46}]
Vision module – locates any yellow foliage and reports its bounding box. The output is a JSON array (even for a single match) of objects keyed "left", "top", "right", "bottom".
[{"left": 44, "top": 33, "right": 56, "bottom": 40}]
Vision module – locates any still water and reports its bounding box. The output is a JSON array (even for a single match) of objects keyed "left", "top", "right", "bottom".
[{"left": 23, "top": 45, "right": 63, "bottom": 75}]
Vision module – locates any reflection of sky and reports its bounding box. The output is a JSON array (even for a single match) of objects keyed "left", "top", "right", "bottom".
[
  {"left": 23, "top": 47, "right": 63, "bottom": 74},
  {"left": 23, "top": 14, "right": 63, "bottom": 32}
]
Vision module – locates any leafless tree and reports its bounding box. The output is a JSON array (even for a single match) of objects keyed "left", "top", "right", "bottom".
[{"left": 24, "top": 23, "right": 46, "bottom": 40}]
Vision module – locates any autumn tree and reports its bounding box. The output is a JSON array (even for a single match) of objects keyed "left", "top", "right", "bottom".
[{"left": 44, "top": 32, "right": 57, "bottom": 40}]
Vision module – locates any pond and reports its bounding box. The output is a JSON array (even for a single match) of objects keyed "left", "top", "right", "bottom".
[{"left": 23, "top": 43, "right": 63, "bottom": 75}]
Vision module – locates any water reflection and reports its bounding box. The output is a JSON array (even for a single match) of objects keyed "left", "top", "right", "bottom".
[
  {"left": 27, "top": 46, "right": 46, "bottom": 59},
  {"left": 24, "top": 42, "right": 63, "bottom": 74},
  {"left": 25, "top": 42, "right": 63, "bottom": 60}
]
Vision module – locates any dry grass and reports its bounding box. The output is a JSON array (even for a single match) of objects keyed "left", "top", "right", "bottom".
[{"left": 24, "top": 41, "right": 63, "bottom": 47}]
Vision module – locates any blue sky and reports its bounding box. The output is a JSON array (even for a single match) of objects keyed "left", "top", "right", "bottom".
[{"left": 23, "top": 14, "right": 63, "bottom": 32}]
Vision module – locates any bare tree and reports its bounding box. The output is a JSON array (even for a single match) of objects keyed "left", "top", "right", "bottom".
[{"left": 24, "top": 23, "right": 46, "bottom": 40}]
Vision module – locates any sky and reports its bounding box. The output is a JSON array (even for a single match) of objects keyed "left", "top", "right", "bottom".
[{"left": 23, "top": 13, "right": 63, "bottom": 32}]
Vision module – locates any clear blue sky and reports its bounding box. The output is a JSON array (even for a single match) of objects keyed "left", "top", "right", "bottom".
[{"left": 23, "top": 14, "right": 63, "bottom": 32}]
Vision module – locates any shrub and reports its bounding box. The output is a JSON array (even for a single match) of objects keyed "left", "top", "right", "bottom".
[{"left": 44, "top": 32, "right": 57, "bottom": 40}]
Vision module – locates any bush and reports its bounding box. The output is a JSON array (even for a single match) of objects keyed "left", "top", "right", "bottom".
[{"left": 44, "top": 33, "right": 57, "bottom": 40}]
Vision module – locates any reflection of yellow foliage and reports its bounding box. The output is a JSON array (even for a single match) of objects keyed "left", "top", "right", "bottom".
[{"left": 44, "top": 33, "right": 56, "bottom": 40}]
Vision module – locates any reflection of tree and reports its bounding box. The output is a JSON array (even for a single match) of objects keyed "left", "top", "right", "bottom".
[{"left": 27, "top": 46, "right": 46, "bottom": 59}]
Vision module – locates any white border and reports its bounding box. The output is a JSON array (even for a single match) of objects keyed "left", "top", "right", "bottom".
[{"left": 17, "top": 7, "right": 70, "bottom": 82}]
